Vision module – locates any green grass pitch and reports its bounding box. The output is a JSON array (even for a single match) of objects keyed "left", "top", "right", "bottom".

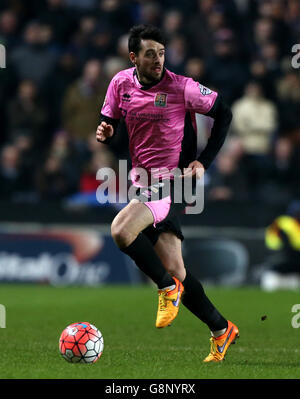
[{"left": 0, "top": 284, "right": 299, "bottom": 379}]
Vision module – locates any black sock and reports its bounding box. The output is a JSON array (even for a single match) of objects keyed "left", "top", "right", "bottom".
[
  {"left": 182, "top": 270, "right": 228, "bottom": 332},
  {"left": 121, "top": 233, "right": 175, "bottom": 289}
]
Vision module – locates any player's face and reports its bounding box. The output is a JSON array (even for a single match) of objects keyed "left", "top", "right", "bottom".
[{"left": 130, "top": 39, "right": 165, "bottom": 84}]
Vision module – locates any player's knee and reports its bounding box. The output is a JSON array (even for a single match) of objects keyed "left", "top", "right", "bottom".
[
  {"left": 111, "top": 220, "right": 126, "bottom": 246},
  {"left": 111, "top": 219, "right": 131, "bottom": 248},
  {"left": 164, "top": 259, "right": 185, "bottom": 279}
]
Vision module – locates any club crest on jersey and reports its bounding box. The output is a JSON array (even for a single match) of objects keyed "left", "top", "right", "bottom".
[
  {"left": 198, "top": 83, "right": 212, "bottom": 96},
  {"left": 154, "top": 93, "right": 167, "bottom": 107}
]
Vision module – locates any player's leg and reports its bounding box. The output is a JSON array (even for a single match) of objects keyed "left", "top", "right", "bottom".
[
  {"left": 154, "top": 231, "right": 228, "bottom": 331},
  {"left": 153, "top": 231, "right": 186, "bottom": 281},
  {"left": 111, "top": 199, "right": 154, "bottom": 248},
  {"left": 154, "top": 231, "right": 239, "bottom": 362},
  {"left": 148, "top": 231, "right": 185, "bottom": 328},
  {"left": 111, "top": 199, "right": 176, "bottom": 290},
  {"left": 112, "top": 195, "right": 186, "bottom": 328}
]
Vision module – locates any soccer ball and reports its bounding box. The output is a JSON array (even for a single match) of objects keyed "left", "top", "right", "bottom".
[{"left": 59, "top": 322, "right": 104, "bottom": 364}]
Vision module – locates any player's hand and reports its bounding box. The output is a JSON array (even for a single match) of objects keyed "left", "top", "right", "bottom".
[
  {"left": 96, "top": 122, "right": 114, "bottom": 142},
  {"left": 180, "top": 160, "right": 205, "bottom": 179}
]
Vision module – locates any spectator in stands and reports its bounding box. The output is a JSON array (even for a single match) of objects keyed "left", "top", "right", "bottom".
[
  {"left": 259, "top": 41, "right": 282, "bottom": 83},
  {"left": 68, "top": 15, "right": 98, "bottom": 65},
  {"left": 251, "top": 17, "right": 275, "bottom": 58},
  {"left": 80, "top": 144, "right": 117, "bottom": 195},
  {"left": 44, "top": 51, "right": 80, "bottom": 134},
  {"left": 137, "top": 1, "right": 162, "bottom": 26},
  {"left": 0, "top": 9, "right": 19, "bottom": 50},
  {"left": 35, "top": 150, "right": 78, "bottom": 201},
  {"left": 103, "top": 56, "right": 129, "bottom": 81},
  {"left": 232, "top": 81, "right": 278, "bottom": 156},
  {"left": 0, "top": 144, "right": 33, "bottom": 200},
  {"left": 286, "top": 0, "right": 300, "bottom": 39},
  {"left": 10, "top": 21, "right": 57, "bottom": 88},
  {"left": 0, "top": 10, "right": 19, "bottom": 145},
  {"left": 62, "top": 59, "right": 107, "bottom": 143},
  {"left": 206, "top": 29, "right": 249, "bottom": 104},
  {"left": 257, "top": 0, "right": 290, "bottom": 54},
  {"left": 276, "top": 70, "right": 300, "bottom": 132},
  {"left": 187, "top": 1, "right": 228, "bottom": 59},
  {"left": 63, "top": 135, "right": 118, "bottom": 206},
  {"left": 162, "top": 9, "right": 184, "bottom": 41},
  {"left": 6, "top": 80, "right": 48, "bottom": 149},
  {"left": 96, "top": 0, "right": 133, "bottom": 34},
  {"left": 13, "top": 134, "right": 37, "bottom": 172},
  {"left": 39, "top": 0, "right": 75, "bottom": 45},
  {"left": 116, "top": 33, "right": 132, "bottom": 68},
  {"left": 261, "top": 137, "right": 300, "bottom": 205},
  {"left": 249, "top": 58, "right": 276, "bottom": 100},
  {"left": 207, "top": 137, "right": 248, "bottom": 202},
  {"left": 184, "top": 57, "right": 207, "bottom": 83},
  {"left": 165, "top": 34, "right": 188, "bottom": 74},
  {"left": 49, "top": 130, "right": 82, "bottom": 166},
  {"left": 231, "top": 81, "right": 278, "bottom": 195},
  {"left": 254, "top": 16, "right": 274, "bottom": 46},
  {"left": 89, "top": 24, "right": 114, "bottom": 60}
]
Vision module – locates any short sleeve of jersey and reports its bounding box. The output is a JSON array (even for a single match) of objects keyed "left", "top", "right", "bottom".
[
  {"left": 101, "top": 76, "right": 122, "bottom": 120},
  {"left": 184, "top": 78, "right": 218, "bottom": 115}
]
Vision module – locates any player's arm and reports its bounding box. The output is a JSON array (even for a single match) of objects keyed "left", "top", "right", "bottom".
[
  {"left": 183, "top": 79, "right": 232, "bottom": 178},
  {"left": 197, "top": 95, "right": 232, "bottom": 170},
  {"left": 96, "top": 75, "right": 121, "bottom": 144},
  {"left": 96, "top": 114, "right": 120, "bottom": 144}
]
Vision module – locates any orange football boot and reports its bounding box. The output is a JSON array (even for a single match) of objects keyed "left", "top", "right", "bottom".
[
  {"left": 155, "top": 277, "right": 184, "bottom": 328},
  {"left": 203, "top": 320, "right": 239, "bottom": 362}
]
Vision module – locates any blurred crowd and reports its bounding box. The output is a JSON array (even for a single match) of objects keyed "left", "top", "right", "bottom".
[{"left": 0, "top": 0, "right": 299, "bottom": 206}]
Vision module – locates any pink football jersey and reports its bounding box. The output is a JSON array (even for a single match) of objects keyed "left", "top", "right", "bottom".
[{"left": 101, "top": 67, "right": 218, "bottom": 185}]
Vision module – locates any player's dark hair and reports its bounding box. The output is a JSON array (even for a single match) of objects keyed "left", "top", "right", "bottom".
[{"left": 128, "top": 24, "right": 166, "bottom": 54}]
